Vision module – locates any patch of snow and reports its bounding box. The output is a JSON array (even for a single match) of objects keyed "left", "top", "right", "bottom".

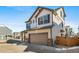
[
  {"left": 56, "top": 48, "right": 68, "bottom": 50},
  {"left": 68, "top": 46, "right": 79, "bottom": 50},
  {"left": 56, "top": 46, "right": 79, "bottom": 50}
]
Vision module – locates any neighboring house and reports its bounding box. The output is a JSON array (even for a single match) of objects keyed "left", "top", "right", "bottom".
[
  {"left": 20, "top": 30, "right": 27, "bottom": 42},
  {"left": 0, "top": 25, "right": 12, "bottom": 40},
  {"left": 65, "top": 26, "right": 75, "bottom": 37},
  {"left": 24, "top": 6, "right": 66, "bottom": 46},
  {"left": 13, "top": 32, "right": 21, "bottom": 39},
  {"left": 76, "top": 33, "right": 79, "bottom": 37}
]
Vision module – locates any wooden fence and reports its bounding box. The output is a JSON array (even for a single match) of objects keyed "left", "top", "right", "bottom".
[{"left": 56, "top": 36, "right": 79, "bottom": 46}]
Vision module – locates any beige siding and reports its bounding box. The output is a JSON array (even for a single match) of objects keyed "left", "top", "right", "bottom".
[
  {"left": 37, "top": 9, "right": 53, "bottom": 28},
  {"left": 53, "top": 14, "right": 63, "bottom": 25},
  {"left": 52, "top": 14, "right": 65, "bottom": 40},
  {"left": 31, "top": 18, "right": 37, "bottom": 28},
  {"left": 30, "top": 9, "right": 40, "bottom": 28},
  {"left": 56, "top": 8, "right": 64, "bottom": 20},
  {"left": 26, "top": 28, "right": 51, "bottom": 39}
]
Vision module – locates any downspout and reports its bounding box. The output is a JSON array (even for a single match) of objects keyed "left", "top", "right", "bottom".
[
  {"left": 35, "top": 17, "right": 38, "bottom": 29},
  {"left": 51, "top": 11, "right": 55, "bottom": 47},
  {"left": 50, "top": 26, "right": 53, "bottom": 46}
]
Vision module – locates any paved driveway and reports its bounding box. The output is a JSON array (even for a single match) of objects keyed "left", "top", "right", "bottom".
[{"left": 26, "top": 43, "right": 79, "bottom": 53}]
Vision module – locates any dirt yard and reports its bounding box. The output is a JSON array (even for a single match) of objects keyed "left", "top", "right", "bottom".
[
  {"left": 0, "top": 44, "right": 36, "bottom": 53},
  {"left": 0, "top": 40, "right": 35, "bottom": 53},
  {"left": 0, "top": 43, "right": 36, "bottom": 53},
  {"left": 0, "top": 43, "right": 27, "bottom": 53}
]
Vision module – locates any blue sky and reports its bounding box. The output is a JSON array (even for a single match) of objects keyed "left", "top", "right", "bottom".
[{"left": 0, "top": 6, "right": 79, "bottom": 33}]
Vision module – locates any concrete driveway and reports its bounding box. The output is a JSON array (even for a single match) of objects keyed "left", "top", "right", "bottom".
[{"left": 26, "top": 43, "right": 79, "bottom": 53}]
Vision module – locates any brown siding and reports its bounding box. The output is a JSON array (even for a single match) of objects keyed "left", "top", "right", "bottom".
[{"left": 26, "top": 28, "right": 51, "bottom": 39}]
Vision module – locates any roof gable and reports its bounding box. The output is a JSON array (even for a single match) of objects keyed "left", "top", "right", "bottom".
[
  {"left": 55, "top": 7, "right": 66, "bottom": 17},
  {"left": 25, "top": 6, "right": 66, "bottom": 23},
  {"left": 25, "top": 6, "right": 54, "bottom": 23}
]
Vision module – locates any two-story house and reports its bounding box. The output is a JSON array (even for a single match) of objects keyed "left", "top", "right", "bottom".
[{"left": 25, "top": 6, "right": 66, "bottom": 46}]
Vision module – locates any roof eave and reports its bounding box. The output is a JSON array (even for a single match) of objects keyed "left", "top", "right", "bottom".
[
  {"left": 55, "top": 6, "right": 66, "bottom": 17},
  {"left": 25, "top": 6, "right": 55, "bottom": 23}
]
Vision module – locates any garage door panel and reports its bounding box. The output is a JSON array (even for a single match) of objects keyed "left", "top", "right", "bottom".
[{"left": 30, "top": 33, "right": 48, "bottom": 45}]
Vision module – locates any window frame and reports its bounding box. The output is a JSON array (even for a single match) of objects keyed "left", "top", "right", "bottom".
[
  {"left": 26, "top": 23, "right": 30, "bottom": 29},
  {"left": 44, "top": 14, "right": 50, "bottom": 24},
  {"left": 38, "top": 14, "right": 50, "bottom": 25},
  {"left": 38, "top": 17, "right": 43, "bottom": 25}
]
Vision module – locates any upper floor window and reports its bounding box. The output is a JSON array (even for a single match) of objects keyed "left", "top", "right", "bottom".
[
  {"left": 44, "top": 14, "right": 50, "bottom": 24},
  {"left": 38, "top": 14, "right": 50, "bottom": 25},
  {"left": 38, "top": 17, "right": 43, "bottom": 25}
]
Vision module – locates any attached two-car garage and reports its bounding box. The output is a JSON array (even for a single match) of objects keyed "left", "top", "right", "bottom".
[
  {"left": 26, "top": 28, "right": 52, "bottom": 46},
  {"left": 29, "top": 33, "right": 48, "bottom": 45}
]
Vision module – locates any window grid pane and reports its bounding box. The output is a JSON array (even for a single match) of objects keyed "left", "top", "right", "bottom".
[{"left": 38, "top": 14, "right": 50, "bottom": 25}]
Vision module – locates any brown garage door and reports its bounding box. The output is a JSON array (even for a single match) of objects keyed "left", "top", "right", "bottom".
[{"left": 30, "top": 33, "right": 48, "bottom": 45}]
